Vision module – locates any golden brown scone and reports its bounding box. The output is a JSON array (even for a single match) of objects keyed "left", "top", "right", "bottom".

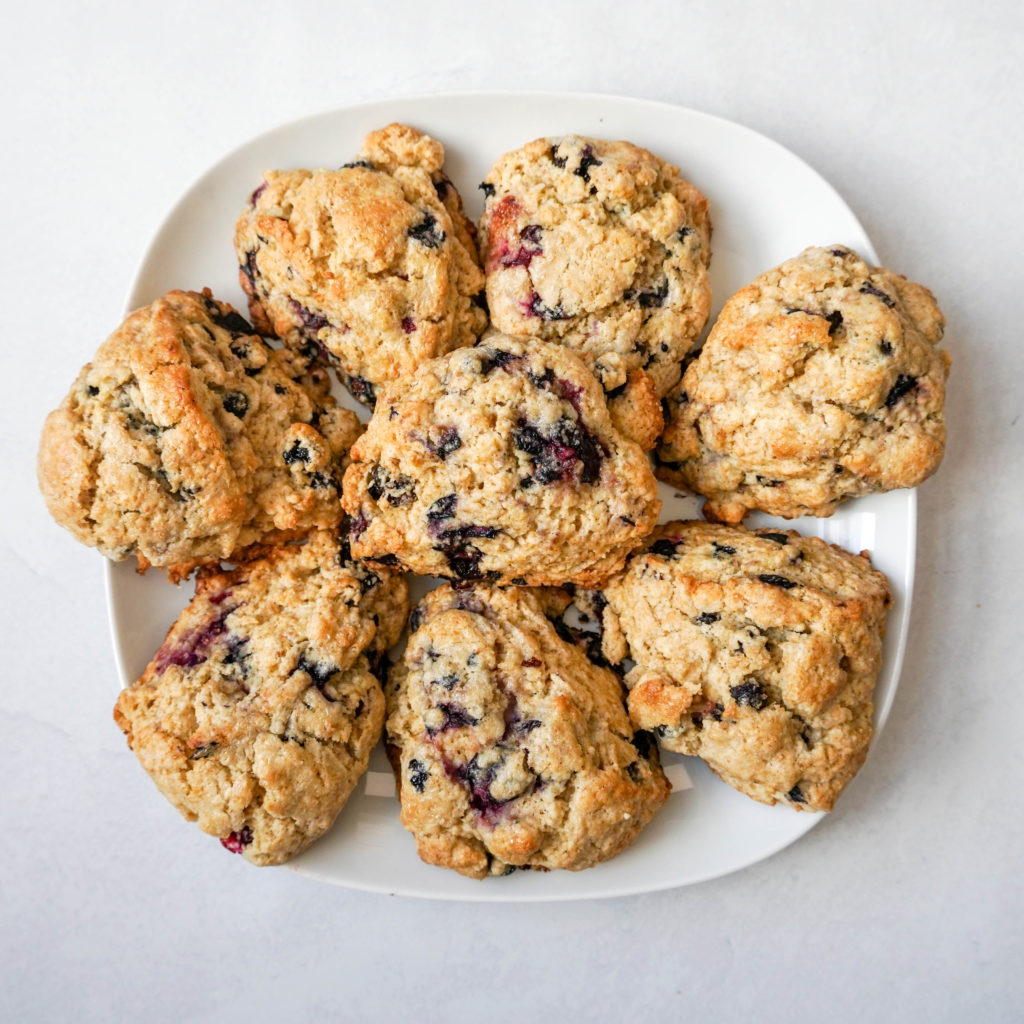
[
  {"left": 235, "top": 123, "right": 486, "bottom": 405},
  {"left": 113, "top": 531, "right": 408, "bottom": 866},
  {"left": 341, "top": 333, "right": 661, "bottom": 587},
  {"left": 601, "top": 521, "right": 892, "bottom": 812},
  {"left": 478, "top": 133, "right": 711, "bottom": 445},
  {"left": 37, "top": 290, "right": 360, "bottom": 575},
  {"left": 656, "top": 245, "right": 950, "bottom": 521},
  {"left": 386, "top": 584, "right": 669, "bottom": 878}
]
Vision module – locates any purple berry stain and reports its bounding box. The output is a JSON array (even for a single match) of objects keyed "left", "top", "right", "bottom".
[{"left": 220, "top": 826, "right": 253, "bottom": 854}]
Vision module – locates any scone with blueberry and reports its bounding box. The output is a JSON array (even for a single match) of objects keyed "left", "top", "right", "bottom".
[
  {"left": 37, "top": 289, "right": 361, "bottom": 576},
  {"left": 113, "top": 530, "right": 408, "bottom": 865},
  {"left": 235, "top": 123, "right": 486, "bottom": 405},
  {"left": 478, "top": 135, "right": 711, "bottom": 447},
  {"left": 386, "top": 583, "right": 669, "bottom": 878},
  {"left": 657, "top": 245, "right": 950, "bottom": 521},
  {"left": 341, "top": 332, "right": 661, "bottom": 587},
  {"left": 600, "top": 521, "right": 892, "bottom": 812}
]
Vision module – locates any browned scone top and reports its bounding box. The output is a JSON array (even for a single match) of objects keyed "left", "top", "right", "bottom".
[
  {"left": 37, "top": 289, "right": 360, "bottom": 575},
  {"left": 601, "top": 520, "right": 892, "bottom": 812},
  {"left": 386, "top": 583, "right": 669, "bottom": 878}
]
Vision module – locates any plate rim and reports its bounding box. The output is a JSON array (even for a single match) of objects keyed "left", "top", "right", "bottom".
[{"left": 104, "top": 90, "right": 915, "bottom": 901}]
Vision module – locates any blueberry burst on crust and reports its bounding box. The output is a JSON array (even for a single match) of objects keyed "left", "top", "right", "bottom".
[{"left": 341, "top": 333, "right": 661, "bottom": 588}]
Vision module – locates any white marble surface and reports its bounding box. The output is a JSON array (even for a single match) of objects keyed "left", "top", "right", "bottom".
[{"left": 3, "top": 2, "right": 1022, "bottom": 1020}]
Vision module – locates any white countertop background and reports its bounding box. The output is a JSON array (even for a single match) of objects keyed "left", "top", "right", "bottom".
[{"left": 3, "top": 2, "right": 1022, "bottom": 1020}]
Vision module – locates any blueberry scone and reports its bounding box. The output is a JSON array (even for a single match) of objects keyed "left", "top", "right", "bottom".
[
  {"left": 341, "top": 333, "right": 661, "bottom": 587},
  {"left": 600, "top": 521, "right": 891, "bottom": 812},
  {"left": 656, "top": 245, "right": 950, "bottom": 521},
  {"left": 113, "top": 530, "right": 408, "bottom": 865},
  {"left": 387, "top": 584, "right": 669, "bottom": 878},
  {"left": 37, "top": 290, "right": 361, "bottom": 576},
  {"left": 235, "top": 123, "right": 487, "bottom": 405},
  {"left": 478, "top": 135, "right": 711, "bottom": 446}
]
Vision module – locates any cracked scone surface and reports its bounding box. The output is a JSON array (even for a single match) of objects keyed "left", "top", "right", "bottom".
[
  {"left": 37, "top": 289, "right": 361, "bottom": 574},
  {"left": 386, "top": 584, "right": 669, "bottom": 878},
  {"left": 478, "top": 134, "right": 711, "bottom": 423},
  {"left": 601, "top": 521, "right": 891, "bottom": 812},
  {"left": 235, "top": 123, "right": 486, "bottom": 405},
  {"left": 341, "top": 333, "right": 661, "bottom": 587},
  {"left": 113, "top": 531, "right": 409, "bottom": 865},
  {"left": 657, "top": 245, "right": 950, "bottom": 521}
]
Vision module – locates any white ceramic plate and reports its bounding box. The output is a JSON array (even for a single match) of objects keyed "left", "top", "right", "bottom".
[{"left": 106, "top": 92, "right": 914, "bottom": 901}]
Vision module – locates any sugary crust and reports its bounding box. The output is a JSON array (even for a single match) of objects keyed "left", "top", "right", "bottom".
[
  {"left": 113, "top": 531, "right": 408, "bottom": 865},
  {"left": 386, "top": 584, "right": 669, "bottom": 878},
  {"left": 37, "top": 289, "right": 361, "bottom": 572},
  {"left": 602, "top": 520, "right": 891, "bottom": 812},
  {"left": 235, "top": 124, "right": 486, "bottom": 404},
  {"left": 478, "top": 135, "right": 711, "bottom": 401},
  {"left": 340, "top": 333, "right": 661, "bottom": 587},
  {"left": 656, "top": 245, "right": 950, "bottom": 521}
]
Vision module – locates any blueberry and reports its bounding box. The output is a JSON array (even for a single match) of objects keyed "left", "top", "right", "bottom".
[
  {"left": 860, "top": 283, "right": 896, "bottom": 308},
  {"left": 154, "top": 606, "right": 235, "bottom": 674},
  {"left": 426, "top": 703, "right": 480, "bottom": 734},
  {"left": 367, "top": 465, "right": 416, "bottom": 506},
  {"left": 222, "top": 392, "right": 249, "bottom": 418},
  {"left": 433, "top": 176, "right": 451, "bottom": 199},
  {"left": 758, "top": 532, "right": 790, "bottom": 545},
  {"left": 347, "top": 375, "right": 377, "bottom": 406},
  {"left": 520, "top": 224, "right": 543, "bottom": 245},
  {"left": 431, "top": 426, "right": 462, "bottom": 460},
  {"left": 309, "top": 472, "right": 336, "bottom": 490},
  {"left": 825, "top": 310, "right": 843, "bottom": 335},
  {"left": 787, "top": 785, "right": 808, "bottom": 804},
  {"left": 549, "top": 144, "right": 567, "bottom": 168},
  {"left": 370, "top": 553, "right": 399, "bottom": 566},
  {"left": 650, "top": 538, "right": 680, "bottom": 558},
  {"left": 627, "top": 278, "right": 669, "bottom": 308},
  {"left": 479, "top": 181, "right": 496, "bottom": 197},
  {"left": 248, "top": 181, "right": 267, "bottom": 207},
  {"left": 408, "top": 212, "right": 445, "bottom": 248},
  {"left": 401, "top": 317, "right": 417, "bottom": 334},
  {"left": 512, "top": 418, "right": 602, "bottom": 485},
  {"left": 879, "top": 339, "right": 894, "bottom": 356},
  {"left": 288, "top": 299, "right": 330, "bottom": 332},
  {"left": 573, "top": 144, "right": 603, "bottom": 183},
  {"left": 426, "top": 494, "right": 457, "bottom": 522},
  {"left": 527, "top": 292, "right": 570, "bottom": 321},
  {"left": 408, "top": 759, "right": 430, "bottom": 793},
  {"left": 431, "top": 673, "right": 459, "bottom": 690},
  {"left": 677, "top": 226, "right": 694, "bottom": 242},
  {"left": 283, "top": 439, "right": 311, "bottom": 465},
  {"left": 619, "top": 515, "right": 636, "bottom": 526},
  {"left": 349, "top": 511, "right": 370, "bottom": 539},
  {"left": 884, "top": 374, "right": 918, "bottom": 408},
  {"left": 712, "top": 542, "right": 736, "bottom": 557},
  {"left": 758, "top": 574, "right": 798, "bottom": 589},
  {"left": 241, "top": 249, "right": 259, "bottom": 289},
  {"left": 730, "top": 680, "right": 769, "bottom": 710},
  {"left": 694, "top": 612, "right": 720, "bottom": 625},
  {"left": 341, "top": 159, "right": 374, "bottom": 169},
  {"left": 86, "top": 385, "right": 99, "bottom": 396},
  {"left": 213, "top": 308, "right": 254, "bottom": 334},
  {"left": 478, "top": 348, "right": 520, "bottom": 375},
  {"left": 220, "top": 827, "right": 253, "bottom": 854},
  {"left": 691, "top": 702, "right": 724, "bottom": 728},
  {"left": 409, "top": 606, "right": 424, "bottom": 633},
  {"left": 297, "top": 652, "right": 340, "bottom": 688}
]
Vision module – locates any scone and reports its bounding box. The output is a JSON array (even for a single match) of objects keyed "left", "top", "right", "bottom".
[
  {"left": 387, "top": 584, "right": 670, "bottom": 878},
  {"left": 341, "top": 333, "right": 661, "bottom": 587},
  {"left": 235, "top": 123, "right": 487, "bottom": 405},
  {"left": 113, "top": 530, "right": 409, "bottom": 865},
  {"left": 656, "top": 245, "right": 950, "bottom": 521},
  {"left": 601, "top": 521, "right": 891, "bottom": 812},
  {"left": 37, "top": 289, "right": 361, "bottom": 576},
  {"left": 478, "top": 134, "right": 711, "bottom": 445}
]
